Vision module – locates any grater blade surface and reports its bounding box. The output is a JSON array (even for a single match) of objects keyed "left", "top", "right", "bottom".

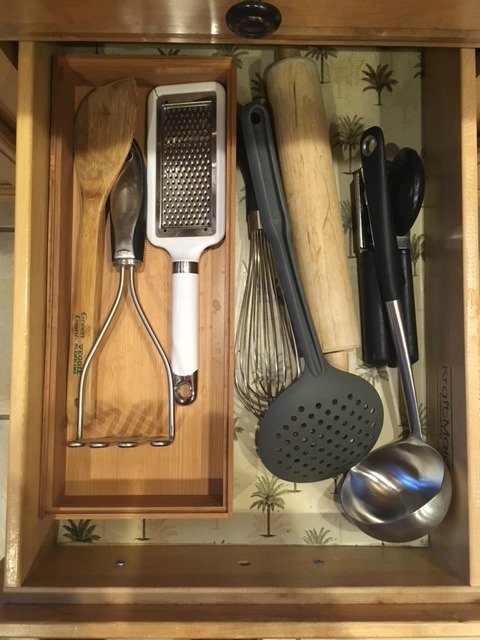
[{"left": 157, "top": 96, "right": 216, "bottom": 237}]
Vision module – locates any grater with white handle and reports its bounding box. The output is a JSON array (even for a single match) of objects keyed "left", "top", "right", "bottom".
[{"left": 147, "top": 82, "right": 226, "bottom": 404}]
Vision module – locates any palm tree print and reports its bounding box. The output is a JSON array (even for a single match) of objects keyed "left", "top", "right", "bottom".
[
  {"left": 304, "top": 47, "right": 338, "bottom": 83},
  {"left": 233, "top": 415, "right": 245, "bottom": 441},
  {"left": 333, "top": 115, "right": 365, "bottom": 175},
  {"left": 157, "top": 47, "right": 181, "bottom": 56},
  {"left": 251, "top": 72, "right": 268, "bottom": 103},
  {"left": 62, "top": 520, "right": 101, "bottom": 543},
  {"left": 411, "top": 233, "right": 425, "bottom": 275},
  {"left": 357, "top": 363, "right": 389, "bottom": 386},
  {"left": 362, "top": 63, "right": 398, "bottom": 106},
  {"left": 250, "top": 475, "right": 289, "bottom": 538},
  {"left": 413, "top": 52, "right": 424, "bottom": 79},
  {"left": 302, "top": 527, "right": 335, "bottom": 545},
  {"left": 340, "top": 200, "right": 354, "bottom": 258},
  {"left": 213, "top": 45, "right": 249, "bottom": 69}
]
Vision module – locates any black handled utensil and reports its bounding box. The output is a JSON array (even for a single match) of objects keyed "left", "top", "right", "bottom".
[
  {"left": 340, "top": 127, "right": 451, "bottom": 542},
  {"left": 352, "top": 171, "right": 396, "bottom": 367},
  {"left": 241, "top": 103, "right": 383, "bottom": 483},
  {"left": 388, "top": 147, "right": 425, "bottom": 364}
]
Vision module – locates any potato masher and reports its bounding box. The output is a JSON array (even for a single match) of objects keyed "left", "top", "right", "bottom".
[{"left": 67, "top": 140, "right": 175, "bottom": 449}]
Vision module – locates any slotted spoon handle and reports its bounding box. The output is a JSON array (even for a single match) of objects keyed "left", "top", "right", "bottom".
[{"left": 241, "top": 103, "right": 326, "bottom": 377}]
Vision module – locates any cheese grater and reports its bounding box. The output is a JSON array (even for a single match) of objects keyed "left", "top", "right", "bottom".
[{"left": 147, "top": 82, "right": 226, "bottom": 404}]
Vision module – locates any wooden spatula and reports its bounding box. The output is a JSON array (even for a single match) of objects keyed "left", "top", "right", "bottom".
[{"left": 66, "top": 77, "right": 138, "bottom": 427}]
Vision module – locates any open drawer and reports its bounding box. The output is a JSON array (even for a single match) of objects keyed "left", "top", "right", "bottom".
[{"left": 2, "top": 40, "right": 480, "bottom": 632}]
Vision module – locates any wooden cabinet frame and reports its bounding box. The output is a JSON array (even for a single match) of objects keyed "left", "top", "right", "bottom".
[{"left": 1, "top": 2, "right": 480, "bottom": 635}]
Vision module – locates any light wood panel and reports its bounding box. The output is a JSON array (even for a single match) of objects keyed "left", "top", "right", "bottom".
[
  {"left": 4, "top": 41, "right": 57, "bottom": 588},
  {"left": 423, "top": 48, "right": 480, "bottom": 585},
  {"left": 0, "top": 0, "right": 480, "bottom": 46},
  {"left": 41, "top": 54, "right": 235, "bottom": 517},
  {"left": 4, "top": 545, "right": 473, "bottom": 607},
  {"left": 4, "top": 600, "right": 480, "bottom": 638}
]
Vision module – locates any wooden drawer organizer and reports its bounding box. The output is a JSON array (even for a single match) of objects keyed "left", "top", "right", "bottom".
[
  {"left": 2, "top": 39, "right": 480, "bottom": 635},
  {"left": 41, "top": 54, "right": 236, "bottom": 517}
]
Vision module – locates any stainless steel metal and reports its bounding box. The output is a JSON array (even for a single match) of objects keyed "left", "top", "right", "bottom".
[
  {"left": 67, "top": 142, "right": 176, "bottom": 449},
  {"left": 157, "top": 96, "right": 216, "bottom": 237},
  {"left": 128, "top": 266, "right": 175, "bottom": 447},
  {"left": 234, "top": 212, "right": 300, "bottom": 419},
  {"left": 172, "top": 372, "right": 198, "bottom": 407},
  {"left": 387, "top": 300, "right": 422, "bottom": 438},
  {"left": 110, "top": 149, "right": 144, "bottom": 266},
  {"left": 352, "top": 172, "right": 367, "bottom": 252},
  {"left": 340, "top": 298, "right": 452, "bottom": 542},
  {"left": 173, "top": 261, "right": 199, "bottom": 274},
  {"left": 67, "top": 266, "right": 176, "bottom": 448}
]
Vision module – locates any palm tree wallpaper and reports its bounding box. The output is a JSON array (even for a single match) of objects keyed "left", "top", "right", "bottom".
[
  {"left": 62, "top": 520, "right": 101, "bottom": 543},
  {"left": 340, "top": 199, "right": 354, "bottom": 258},
  {"left": 59, "top": 44, "right": 427, "bottom": 548},
  {"left": 362, "top": 63, "right": 398, "bottom": 105},
  {"left": 333, "top": 115, "right": 365, "bottom": 175},
  {"left": 250, "top": 475, "right": 290, "bottom": 537},
  {"left": 305, "top": 47, "right": 338, "bottom": 83}
]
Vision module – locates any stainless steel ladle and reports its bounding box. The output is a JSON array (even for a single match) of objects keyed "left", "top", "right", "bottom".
[{"left": 340, "top": 127, "right": 452, "bottom": 543}]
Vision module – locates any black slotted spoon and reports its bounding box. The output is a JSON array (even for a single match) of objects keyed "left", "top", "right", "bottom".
[{"left": 241, "top": 103, "right": 384, "bottom": 482}]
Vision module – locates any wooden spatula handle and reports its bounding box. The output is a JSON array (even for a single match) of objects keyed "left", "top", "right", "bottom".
[
  {"left": 66, "top": 195, "right": 106, "bottom": 426},
  {"left": 266, "top": 57, "right": 359, "bottom": 370}
]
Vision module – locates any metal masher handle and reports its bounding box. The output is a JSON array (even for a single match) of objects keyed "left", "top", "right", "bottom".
[{"left": 67, "top": 265, "right": 176, "bottom": 448}]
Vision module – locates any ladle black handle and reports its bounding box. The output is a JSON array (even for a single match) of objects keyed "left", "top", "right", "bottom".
[
  {"left": 361, "top": 127, "right": 404, "bottom": 303},
  {"left": 240, "top": 102, "right": 326, "bottom": 377}
]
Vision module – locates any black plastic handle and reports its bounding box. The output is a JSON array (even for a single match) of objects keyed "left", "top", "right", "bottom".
[
  {"left": 360, "top": 127, "right": 404, "bottom": 302},
  {"left": 236, "top": 109, "right": 258, "bottom": 215},
  {"left": 240, "top": 102, "right": 326, "bottom": 377},
  {"left": 358, "top": 249, "right": 396, "bottom": 367}
]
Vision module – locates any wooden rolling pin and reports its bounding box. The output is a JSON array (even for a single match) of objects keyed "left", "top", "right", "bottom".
[
  {"left": 266, "top": 54, "right": 359, "bottom": 371},
  {"left": 66, "top": 78, "right": 138, "bottom": 427}
]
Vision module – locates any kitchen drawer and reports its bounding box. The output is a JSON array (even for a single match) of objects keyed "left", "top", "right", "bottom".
[{"left": 2, "top": 38, "right": 480, "bottom": 637}]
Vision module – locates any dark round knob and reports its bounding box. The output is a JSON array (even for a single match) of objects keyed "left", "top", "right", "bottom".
[{"left": 226, "top": 1, "right": 282, "bottom": 39}]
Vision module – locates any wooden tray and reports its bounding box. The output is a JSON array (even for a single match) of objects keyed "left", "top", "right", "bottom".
[{"left": 40, "top": 54, "right": 236, "bottom": 517}]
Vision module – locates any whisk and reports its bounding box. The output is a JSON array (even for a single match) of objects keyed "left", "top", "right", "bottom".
[{"left": 234, "top": 121, "right": 300, "bottom": 419}]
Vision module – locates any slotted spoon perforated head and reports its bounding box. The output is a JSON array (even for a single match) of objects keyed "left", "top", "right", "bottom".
[
  {"left": 256, "top": 364, "right": 382, "bottom": 482},
  {"left": 241, "top": 102, "right": 383, "bottom": 483}
]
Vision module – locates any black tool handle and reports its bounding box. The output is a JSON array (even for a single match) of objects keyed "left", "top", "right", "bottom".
[
  {"left": 241, "top": 102, "right": 326, "bottom": 378},
  {"left": 361, "top": 127, "right": 404, "bottom": 302},
  {"left": 358, "top": 249, "right": 396, "bottom": 367},
  {"left": 237, "top": 110, "right": 258, "bottom": 214},
  {"left": 399, "top": 243, "right": 419, "bottom": 364}
]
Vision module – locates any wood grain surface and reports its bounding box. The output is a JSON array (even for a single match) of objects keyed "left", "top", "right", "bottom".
[
  {"left": 66, "top": 77, "right": 138, "bottom": 427},
  {"left": 266, "top": 56, "right": 359, "bottom": 369},
  {"left": 0, "top": 0, "right": 479, "bottom": 46}
]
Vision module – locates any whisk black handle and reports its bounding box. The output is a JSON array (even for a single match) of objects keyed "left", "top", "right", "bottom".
[{"left": 237, "top": 109, "right": 259, "bottom": 215}]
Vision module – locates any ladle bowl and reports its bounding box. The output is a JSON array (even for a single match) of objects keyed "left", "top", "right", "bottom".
[{"left": 341, "top": 436, "right": 452, "bottom": 542}]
